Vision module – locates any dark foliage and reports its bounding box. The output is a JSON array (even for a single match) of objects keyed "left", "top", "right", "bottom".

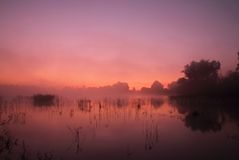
[
  {"left": 141, "top": 81, "right": 165, "bottom": 94},
  {"left": 237, "top": 52, "right": 239, "bottom": 71},
  {"left": 150, "top": 98, "right": 164, "bottom": 108},
  {"left": 168, "top": 52, "right": 239, "bottom": 97},
  {"left": 183, "top": 60, "right": 221, "bottom": 81},
  {"left": 169, "top": 96, "right": 239, "bottom": 132}
]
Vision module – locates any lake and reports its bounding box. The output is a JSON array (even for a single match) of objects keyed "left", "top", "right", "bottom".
[{"left": 0, "top": 96, "right": 239, "bottom": 160}]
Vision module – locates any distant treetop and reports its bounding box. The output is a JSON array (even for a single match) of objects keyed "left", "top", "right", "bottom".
[{"left": 151, "top": 81, "right": 164, "bottom": 91}]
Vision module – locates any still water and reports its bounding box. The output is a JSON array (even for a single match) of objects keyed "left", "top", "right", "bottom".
[{"left": 0, "top": 96, "right": 239, "bottom": 160}]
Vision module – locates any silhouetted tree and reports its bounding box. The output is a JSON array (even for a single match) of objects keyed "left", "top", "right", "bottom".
[
  {"left": 141, "top": 81, "right": 165, "bottom": 94},
  {"left": 183, "top": 60, "right": 221, "bottom": 81},
  {"left": 215, "top": 52, "right": 239, "bottom": 96},
  {"left": 150, "top": 81, "right": 164, "bottom": 93},
  {"left": 168, "top": 60, "right": 221, "bottom": 96},
  {"left": 111, "top": 82, "right": 129, "bottom": 92},
  {"left": 236, "top": 51, "right": 239, "bottom": 71},
  {"left": 168, "top": 78, "right": 187, "bottom": 94},
  {"left": 221, "top": 71, "right": 239, "bottom": 96}
]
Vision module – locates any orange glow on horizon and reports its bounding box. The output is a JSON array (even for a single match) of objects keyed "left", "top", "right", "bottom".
[
  {"left": 0, "top": 0, "right": 238, "bottom": 89},
  {"left": 0, "top": 69, "right": 181, "bottom": 90}
]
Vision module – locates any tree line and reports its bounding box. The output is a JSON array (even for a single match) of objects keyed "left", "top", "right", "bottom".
[
  {"left": 167, "top": 52, "right": 239, "bottom": 97},
  {"left": 140, "top": 52, "right": 239, "bottom": 97}
]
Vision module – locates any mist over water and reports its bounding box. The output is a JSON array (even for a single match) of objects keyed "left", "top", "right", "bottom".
[
  {"left": 1, "top": 1, "right": 239, "bottom": 159},
  {"left": 1, "top": 95, "right": 239, "bottom": 160}
]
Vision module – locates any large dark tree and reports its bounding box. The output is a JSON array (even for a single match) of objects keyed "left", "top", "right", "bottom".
[{"left": 183, "top": 60, "right": 221, "bottom": 81}]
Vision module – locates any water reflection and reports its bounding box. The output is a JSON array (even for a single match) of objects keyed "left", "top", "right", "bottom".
[
  {"left": 32, "top": 94, "right": 62, "bottom": 107},
  {"left": 150, "top": 98, "right": 164, "bottom": 109},
  {"left": 143, "top": 119, "right": 160, "bottom": 150},
  {"left": 36, "top": 152, "right": 53, "bottom": 160},
  {"left": 0, "top": 96, "right": 239, "bottom": 160},
  {"left": 77, "top": 99, "right": 92, "bottom": 112},
  {"left": 0, "top": 112, "right": 18, "bottom": 160},
  {"left": 169, "top": 97, "right": 239, "bottom": 133},
  {"left": 67, "top": 126, "right": 83, "bottom": 153}
]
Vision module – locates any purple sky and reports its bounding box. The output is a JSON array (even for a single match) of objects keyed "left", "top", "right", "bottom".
[{"left": 1, "top": 0, "right": 239, "bottom": 88}]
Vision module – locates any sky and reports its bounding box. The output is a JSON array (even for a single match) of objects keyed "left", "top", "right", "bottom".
[{"left": 0, "top": 0, "right": 239, "bottom": 89}]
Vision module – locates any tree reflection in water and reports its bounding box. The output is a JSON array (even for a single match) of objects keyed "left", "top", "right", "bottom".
[
  {"left": 169, "top": 97, "right": 239, "bottom": 133},
  {"left": 0, "top": 96, "right": 239, "bottom": 159}
]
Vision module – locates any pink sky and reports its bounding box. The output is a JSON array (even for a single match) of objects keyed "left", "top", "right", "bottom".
[{"left": 1, "top": 0, "right": 239, "bottom": 89}]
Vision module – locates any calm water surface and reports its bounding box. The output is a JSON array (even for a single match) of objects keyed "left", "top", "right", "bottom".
[{"left": 0, "top": 96, "right": 239, "bottom": 160}]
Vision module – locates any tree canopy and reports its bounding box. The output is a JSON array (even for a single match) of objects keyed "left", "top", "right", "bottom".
[
  {"left": 182, "top": 60, "right": 221, "bottom": 81},
  {"left": 150, "top": 81, "right": 164, "bottom": 91},
  {"left": 237, "top": 52, "right": 239, "bottom": 71}
]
